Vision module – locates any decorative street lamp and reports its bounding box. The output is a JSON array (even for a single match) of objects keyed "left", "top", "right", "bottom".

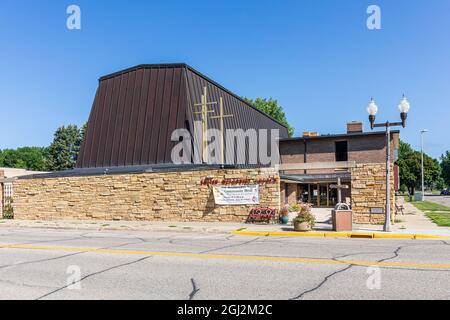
[{"left": 367, "top": 95, "right": 410, "bottom": 232}]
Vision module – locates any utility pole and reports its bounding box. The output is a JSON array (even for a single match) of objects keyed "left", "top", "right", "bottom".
[{"left": 420, "top": 130, "right": 428, "bottom": 202}]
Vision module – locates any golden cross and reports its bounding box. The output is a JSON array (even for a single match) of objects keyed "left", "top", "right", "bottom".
[
  {"left": 210, "top": 97, "right": 233, "bottom": 164},
  {"left": 193, "top": 86, "right": 216, "bottom": 163}
]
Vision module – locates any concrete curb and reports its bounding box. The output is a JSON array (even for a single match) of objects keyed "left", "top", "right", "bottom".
[
  {"left": 232, "top": 230, "right": 450, "bottom": 240},
  {"left": 0, "top": 222, "right": 234, "bottom": 235}
]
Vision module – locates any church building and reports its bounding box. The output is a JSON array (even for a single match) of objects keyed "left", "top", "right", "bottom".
[{"left": 8, "top": 64, "right": 399, "bottom": 225}]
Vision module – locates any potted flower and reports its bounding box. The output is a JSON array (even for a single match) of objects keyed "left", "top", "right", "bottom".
[
  {"left": 293, "top": 203, "right": 315, "bottom": 232},
  {"left": 280, "top": 205, "right": 290, "bottom": 225}
]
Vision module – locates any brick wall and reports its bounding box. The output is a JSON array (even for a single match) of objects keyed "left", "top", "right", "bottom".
[
  {"left": 351, "top": 163, "right": 396, "bottom": 224},
  {"left": 13, "top": 168, "right": 280, "bottom": 222}
]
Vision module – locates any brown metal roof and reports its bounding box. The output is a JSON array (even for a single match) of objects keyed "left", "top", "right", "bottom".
[{"left": 76, "top": 64, "right": 289, "bottom": 168}]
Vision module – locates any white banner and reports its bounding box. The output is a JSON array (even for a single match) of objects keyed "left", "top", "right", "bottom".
[{"left": 213, "top": 185, "right": 260, "bottom": 205}]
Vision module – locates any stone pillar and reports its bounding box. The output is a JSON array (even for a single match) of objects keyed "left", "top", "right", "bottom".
[
  {"left": 0, "top": 170, "right": 4, "bottom": 217},
  {"left": 351, "top": 163, "right": 396, "bottom": 224}
]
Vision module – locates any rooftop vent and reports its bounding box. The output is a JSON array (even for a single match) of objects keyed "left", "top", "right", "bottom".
[{"left": 347, "top": 121, "right": 363, "bottom": 133}]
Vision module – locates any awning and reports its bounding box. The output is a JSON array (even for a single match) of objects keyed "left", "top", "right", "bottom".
[{"left": 280, "top": 172, "right": 351, "bottom": 184}]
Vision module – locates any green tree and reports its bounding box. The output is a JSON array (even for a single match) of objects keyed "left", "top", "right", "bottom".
[
  {"left": 80, "top": 123, "right": 87, "bottom": 143},
  {"left": 0, "top": 147, "right": 48, "bottom": 171},
  {"left": 397, "top": 140, "right": 443, "bottom": 195},
  {"left": 397, "top": 141, "right": 420, "bottom": 196},
  {"left": 441, "top": 151, "right": 450, "bottom": 187},
  {"left": 424, "top": 156, "right": 442, "bottom": 191},
  {"left": 243, "top": 97, "right": 294, "bottom": 137},
  {"left": 46, "top": 125, "right": 84, "bottom": 171}
]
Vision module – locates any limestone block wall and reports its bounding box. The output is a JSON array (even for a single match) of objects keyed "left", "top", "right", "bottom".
[
  {"left": 0, "top": 170, "right": 4, "bottom": 217},
  {"left": 12, "top": 168, "right": 280, "bottom": 222},
  {"left": 351, "top": 163, "right": 396, "bottom": 224},
  {"left": 0, "top": 183, "right": 3, "bottom": 217}
]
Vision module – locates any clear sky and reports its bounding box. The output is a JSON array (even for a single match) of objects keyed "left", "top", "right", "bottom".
[{"left": 0, "top": 0, "right": 449, "bottom": 158}]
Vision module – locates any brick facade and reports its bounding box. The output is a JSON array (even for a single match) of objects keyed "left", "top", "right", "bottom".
[
  {"left": 286, "top": 183, "right": 298, "bottom": 205},
  {"left": 12, "top": 168, "right": 280, "bottom": 222},
  {"left": 280, "top": 132, "right": 399, "bottom": 175}
]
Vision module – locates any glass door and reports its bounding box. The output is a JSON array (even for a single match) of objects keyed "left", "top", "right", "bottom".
[
  {"left": 310, "top": 184, "right": 319, "bottom": 206},
  {"left": 319, "top": 185, "right": 328, "bottom": 207}
]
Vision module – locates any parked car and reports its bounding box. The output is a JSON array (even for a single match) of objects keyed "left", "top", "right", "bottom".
[{"left": 441, "top": 189, "right": 450, "bottom": 196}]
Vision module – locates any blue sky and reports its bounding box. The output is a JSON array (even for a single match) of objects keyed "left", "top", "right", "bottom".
[{"left": 0, "top": 0, "right": 449, "bottom": 158}]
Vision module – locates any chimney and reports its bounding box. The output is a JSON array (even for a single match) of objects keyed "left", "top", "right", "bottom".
[{"left": 347, "top": 121, "right": 363, "bottom": 133}]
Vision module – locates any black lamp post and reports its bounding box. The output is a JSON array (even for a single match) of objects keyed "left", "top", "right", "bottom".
[{"left": 367, "top": 95, "right": 410, "bottom": 232}]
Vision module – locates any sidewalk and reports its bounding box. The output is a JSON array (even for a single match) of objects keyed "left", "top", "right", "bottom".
[{"left": 1, "top": 198, "right": 449, "bottom": 239}]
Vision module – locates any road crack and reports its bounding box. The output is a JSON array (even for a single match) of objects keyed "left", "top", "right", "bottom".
[
  {"left": 200, "top": 237, "right": 260, "bottom": 254},
  {"left": 0, "top": 251, "right": 85, "bottom": 270},
  {"left": 289, "top": 247, "right": 408, "bottom": 300},
  {"left": 189, "top": 278, "right": 200, "bottom": 300},
  {"left": 290, "top": 265, "right": 353, "bottom": 300},
  {"left": 35, "top": 256, "right": 152, "bottom": 300},
  {"left": 377, "top": 245, "right": 404, "bottom": 263}
]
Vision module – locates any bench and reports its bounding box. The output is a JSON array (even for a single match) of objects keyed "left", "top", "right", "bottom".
[
  {"left": 396, "top": 204, "right": 405, "bottom": 215},
  {"left": 247, "top": 208, "right": 276, "bottom": 224}
]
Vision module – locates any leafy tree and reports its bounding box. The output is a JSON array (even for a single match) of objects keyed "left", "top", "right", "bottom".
[
  {"left": 0, "top": 147, "right": 48, "bottom": 171},
  {"left": 80, "top": 123, "right": 87, "bottom": 143},
  {"left": 441, "top": 151, "right": 450, "bottom": 187},
  {"left": 46, "top": 125, "right": 84, "bottom": 171},
  {"left": 243, "top": 97, "right": 295, "bottom": 137},
  {"left": 397, "top": 140, "right": 443, "bottom": 195},
  {"left": 424, "top": 156, "right": 442, "bottom": 191},
  {"left": 397, "top": 141, "right": 420, "bottom": 196}
]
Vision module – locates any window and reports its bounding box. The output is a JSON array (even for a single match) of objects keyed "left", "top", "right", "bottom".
[{"left": 335, "top": 141, "right": 348, "bottom": 162}]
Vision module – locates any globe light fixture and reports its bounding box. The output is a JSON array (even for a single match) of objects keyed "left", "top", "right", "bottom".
[
  {"left": 367, "top": 98, "right": 378, "bottom": 129},
  {"left": 398, "top": 95, "right": 411, "bottom": 113},
  {"left": 398, "top": 95, "right": 410, "bottom": 128}
]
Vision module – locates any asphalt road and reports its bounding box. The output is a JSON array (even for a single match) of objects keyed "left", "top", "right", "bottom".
[
  {"left": 0, "top": 227, "right": 449, "bottom": 300},
  {"left": 426, "top": 195, "right": 450, "bottom": 207}
]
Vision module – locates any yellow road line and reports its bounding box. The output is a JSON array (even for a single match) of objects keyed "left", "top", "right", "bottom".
[
  {"left": 232, "top": 230, "right": 450, "bottom": 240},
  {"left": 1, "top": 244, "right": 449, "bottom": 270}
]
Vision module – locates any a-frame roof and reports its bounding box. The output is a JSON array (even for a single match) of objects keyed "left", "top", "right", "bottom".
[{"left": 77, "top": 64, "right": 289, "bottom": 168}]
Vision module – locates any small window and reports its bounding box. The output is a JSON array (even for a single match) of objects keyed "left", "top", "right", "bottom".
[{"left": 335, "top": 141, "right": 348, "bottom": 162}]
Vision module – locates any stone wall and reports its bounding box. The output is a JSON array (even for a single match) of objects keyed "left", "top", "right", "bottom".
[
  {"left": 351, "top": 163, "right": 396, "bottom": 224},
  {"left": 0, "top": 170, "right": 4, "bottom": 217},
  {"left": 12, "top": 168, "right": 280, "bottom": 222}
]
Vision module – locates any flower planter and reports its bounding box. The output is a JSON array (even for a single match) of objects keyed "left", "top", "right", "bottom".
[
  {"left": 280, "top": 216, "right": 290, "bottom": 225},
  {"left": 294, "top": 221, "right": 312, "bottom": 232},
  {"left": 288, "top": 212, "right": 299, "bottom": 223}
]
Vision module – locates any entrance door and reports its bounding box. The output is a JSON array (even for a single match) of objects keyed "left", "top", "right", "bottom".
[
  {"left": 310, "top": 184, "right": 319, "bottom": 206},
  {"left": 319, "top": 184, "right": 328, "bottom": 207},
  {"left": 328, "top": 186, "right": 338, "bottom": 207}
]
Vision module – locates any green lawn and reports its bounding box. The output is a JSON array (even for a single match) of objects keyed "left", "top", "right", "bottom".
[{"left": 406, "top": 198, "right": 450, "bottom": 227}]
